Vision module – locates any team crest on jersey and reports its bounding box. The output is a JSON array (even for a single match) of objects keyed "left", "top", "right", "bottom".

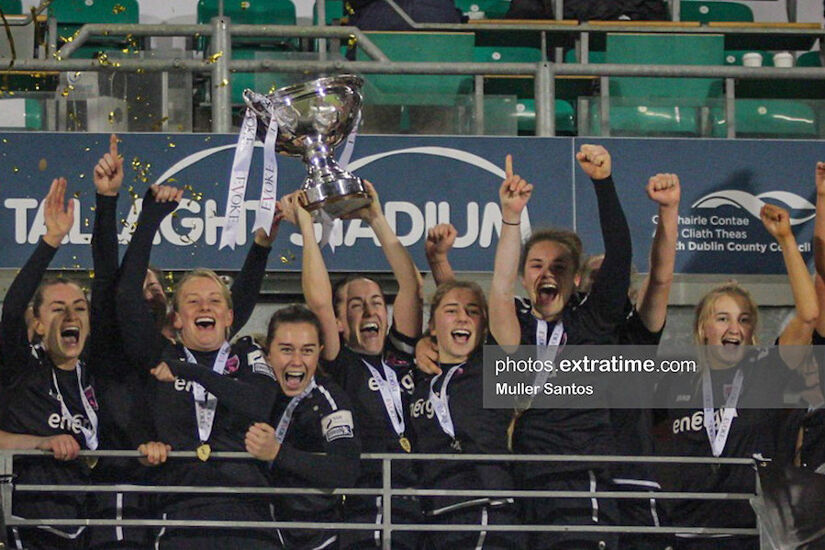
[
  {"left": 224, "top": 355, "right": 240, "bottom": 374},
  {"left": 83, "top": 385, "right": 99, "bottom": 410},
  {"left": 322, "top": 410, "right": 355, "bottom": 442},
  {"left": 385, "top": 350, "right": 411, "bottom": 368}
]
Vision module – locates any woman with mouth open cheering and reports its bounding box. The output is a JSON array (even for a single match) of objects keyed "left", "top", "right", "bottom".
[
  {"left": 409, "top": 280, "right": 524, "bottom": 549},
  {"left": 245, "top": 304, "right": 360, "bottom": 550},
  {"left": 114, "top": 184, "right": 281, "bottom": 550},
  {"left": 489, "top": 145, "right": 632, "bottom": 550},
  {"left": 661, "top": 203, "right": 818, "bottom": 550}
]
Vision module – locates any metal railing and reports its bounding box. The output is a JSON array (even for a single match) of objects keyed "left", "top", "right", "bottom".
[
  {"left": 1, "top": 14, "right": 823, "bottom": 136},
  {"left": 0, "top": 449, "right": 763, "bottom": 550}
]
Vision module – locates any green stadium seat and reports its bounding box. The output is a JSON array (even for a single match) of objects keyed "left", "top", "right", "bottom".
[
  {"left": 515, "top": 98, "right": 575, "bottom": 134},
  {"left": 563, "top": 48, "right": 606, "bottom": 64},
  {"left": 601, "top": 33, "right": 724, "bottom": 135},
  {"left": 473, "top": 45, "right": 541, "bottom": 64},
  {"left": 198, "top": 0, "right": 296, "bottom": 27},
  {"left": 712, "top": 99, "right": 817, "bottom": 138},
  {"left": 680, "top": 1, "right": 754, "bottom": 23},
  {"left": 0, "top": 98, "right": 42, "bottom": 129},
  {"left": 797, "top": 51, "right": 822, "bottom": 67},
  {"left": 456, "top": 0, "right": 511, "bottom": 20},
  {"left": 49, "top": 0, "right": 139, "bottom": 58},
  {"left": 355, "top": 32, "right": 475, "bottom": 106},
  {"left": 0, "top": 0, "right": 22, "bottom": 14}
]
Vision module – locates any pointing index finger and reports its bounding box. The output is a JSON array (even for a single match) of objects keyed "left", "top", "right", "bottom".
[
  {"left": 109, "top": 133, "right": 119, "bottom": 157},
  {"left": 505, "top": 154, "right": 513, "bottom": 178}
]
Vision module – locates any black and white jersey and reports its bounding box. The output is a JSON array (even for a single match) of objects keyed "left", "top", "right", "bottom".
[
  {"left": 662, "top": 347, "right": 796, "bottom": 529},
  {"left": 269, "top": 374, "right": 360, "bottom": 523},
  {"left": 409, "top": 355, "right": 514, "bottom": 514},
  {"left": 324, "top": 326, "right": 417, "bottom": 485}
]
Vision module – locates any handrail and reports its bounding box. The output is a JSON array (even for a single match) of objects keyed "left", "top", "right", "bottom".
[{"left": 0, "top": 449, "right": 765, "bottom": 549}]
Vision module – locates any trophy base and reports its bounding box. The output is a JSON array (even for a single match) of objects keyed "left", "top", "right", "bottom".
[{"left": 302, "top": 175, "right": 371, "bottom": 220}]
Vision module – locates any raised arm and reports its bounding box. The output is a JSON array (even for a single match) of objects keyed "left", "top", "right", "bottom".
[
  {"left": 88, "top": 134, "right": 124, "bottom": 370},
  {"left": 425, "top": 224, "right": 457, "bottom": 286},
  {"left": 349, "top": 181, "right": 423, "bottom": 339},
  {"left": 115, "top": 185, "right": 182, "bottom": 371},
  {"left": 813, "top": 162, "right": 825, "bottom": 338},
  {"left": 279, "top": 192, "right": 340, "bottom": 361},
  {"left": 576, "top": 144, "right": 632, "bottom": 326},
  {"left": 636, "top": 173, "right": 680, "bottom": 333},
  {"left": 764, "top": 204, "right": 819, "bottom": 349},
  {"left": 229, "top": 216, "right": 281, "bottom": 337},
  {"left": 1, "top": 179, "right": 73, "bottom": 385},
  {"left": 489, "top": 155, "right": 532, "bottom": 347}
]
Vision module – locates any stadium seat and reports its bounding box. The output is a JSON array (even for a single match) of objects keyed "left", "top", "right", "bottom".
[
  {"left": 679, "top": 1, "right": 754, "bottom": 23},
  {"left": 354, "top": 32, "right": 475, "bottom": 106},
  {"left": 797, "top": 51, "right": 822, "bottom": 67},
  {"left": 712, "top": 99, "right": 817, "bottom": 138},
  {"left": 515, "top": 98, "right": 576, "bottom": 134},
  {"left": 0, "top": 0, "right": 22, "bottom": 14},
  {"left": 0, "top": 98, "right": 42, "bottom": 129},
  {"left": 198, "top": 0, "right": 296, "bottom": 27},
  {"left": 601, "top": 33, "right": 724, "bottom": 135},
  {"left": 49, "top": 0, "right": 139, "bottom": 58},
  {"left": 456, "top": 0, "right": 512, "bottom": 20}
]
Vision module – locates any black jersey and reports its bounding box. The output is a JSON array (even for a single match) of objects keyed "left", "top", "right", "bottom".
[
  {"left": 663, "top": 348, "right": 797, "bottom": 529},
  {"left": 268, "top": 374, "right": 360, "bottom": 526},
  {"left": 409, "top": 355, "right": 515, "bottom": 514},
  {"left": 610, "top": 305, "right": 663, "bottom": 485},
  {"left": 324, "top": 326, "right": 417, "bottom": 485},
  {"left": 0, "top": 240, "right": 99, "bottom": 534},
  {"left": 141, "top": 337, "right": 278, "bottom": 508},
  {"left": 510, "top": 176, "right": 631, "bottom": 478}
]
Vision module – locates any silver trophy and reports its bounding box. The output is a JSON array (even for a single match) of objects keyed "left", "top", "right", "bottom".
[{"left": 243, "top": 74, "right": 370, "bottom": 220}]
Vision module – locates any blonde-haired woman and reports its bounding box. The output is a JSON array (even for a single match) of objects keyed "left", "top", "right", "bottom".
[{"left": 663, "top": 204, "right": 818, "bottom": 550}]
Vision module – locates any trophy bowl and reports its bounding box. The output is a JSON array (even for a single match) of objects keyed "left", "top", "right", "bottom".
[{"left": 243, "top": 74, "right": 370, "bottom": 220}]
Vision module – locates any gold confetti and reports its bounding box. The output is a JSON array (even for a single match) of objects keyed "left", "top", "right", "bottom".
[
  {"left": 165, "top": 272, "right": 174, "bottom": 281},
  {"left": 205, "top": 51, "right": 223, "bottom": 64},
  {"left": 113, "top": 4, "right": 126, "bottom": 14},
  {"left": 12, "top": 167, "right": 19, "bottom": 173},
  {"left": 84, "top": 218, "right": 90, "bottom": 228},
  {"left": 73, "top": 191, "right": 81, "bottom": 198},
  {"left": 38, "top": 158, "right": 47, "bottom": 171},
  {"left": 217, "top": 78, "right": 229, "bottom": 88},
  {"left": 84, "top": 147, "right": 90, "bottom": 152},
  {"left": 108, "top": 111, "right": 116, "bottom": 124},
  {"left": 78, "top": 173, "right": 85, "bottom": 179},
  {"left": 240, "top": 1, "right": 250, "bottom": 8},
  {"left": 88, "top": 270, "right": 95, "bottom": 279},
  {"left": 1, "top": 139, "right": 7, "bottom": 143}
]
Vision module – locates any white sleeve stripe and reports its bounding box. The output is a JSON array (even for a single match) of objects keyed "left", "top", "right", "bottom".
[
  {"left": 316, "top": 384, "right": 338, "bottom": 410},
  {"left": 388, "top": 331, "right": 415, "bottom": 355}
]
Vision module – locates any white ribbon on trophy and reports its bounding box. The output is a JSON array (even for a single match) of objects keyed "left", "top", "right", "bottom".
[
  {"left": 220, "top": 108, "right": 258, "bottom": 250},
  {"left": 252, "top": 110, "right": 279, "bottom": 237}
]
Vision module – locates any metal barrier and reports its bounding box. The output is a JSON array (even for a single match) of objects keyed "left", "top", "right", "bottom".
[
  {"left": 2, "top": 10, "right": 823, "bottom": 135},
  {"left": 0, "top": 449, "right": 763, "bottom": 549}
]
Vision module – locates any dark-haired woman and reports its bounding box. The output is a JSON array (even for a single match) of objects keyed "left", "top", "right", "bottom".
[
  {"left": 246, "top": 304, "right": 361, "bottom": 549},
  {"left": 410, "top": 280, "right": 523, "bottom": 549},
  {"left": 0, "top": 178, "right": 103, "bottom": 549}
]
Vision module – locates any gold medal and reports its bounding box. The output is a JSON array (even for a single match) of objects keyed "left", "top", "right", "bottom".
[
  {"left": 399, "top": 436, "right": 411, "bottom": 453},
  {"left": 85, "top": 456, "right": 98, "bottom": 469},
  {"left": 196, "top": 443, "right": 211, "bottom": 462}
]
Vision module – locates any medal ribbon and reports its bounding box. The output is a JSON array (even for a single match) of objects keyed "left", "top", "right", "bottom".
[
  {"left": 184, "top": 342, "right": 231, "bottom": 444},
  {"left": 428, "top": 363, "right": 464, "bottom": 441},
  {"left": 702, "top": 368, "right": 744, "bottom": 457},
  {"left": 275, "top": 378, "right": 318, "bottom": 443},
  {"left": 51, "top": 363, "right": 98, "bottom": 450},
  {"left": 220, "top": 108, "right": 258, "bottom": 250},
  {"left": 361, "top": 358, "right": 406, "bottom": 438},
  {"left": 252, "top": 112, "right": 278, "bottom": 236}
]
